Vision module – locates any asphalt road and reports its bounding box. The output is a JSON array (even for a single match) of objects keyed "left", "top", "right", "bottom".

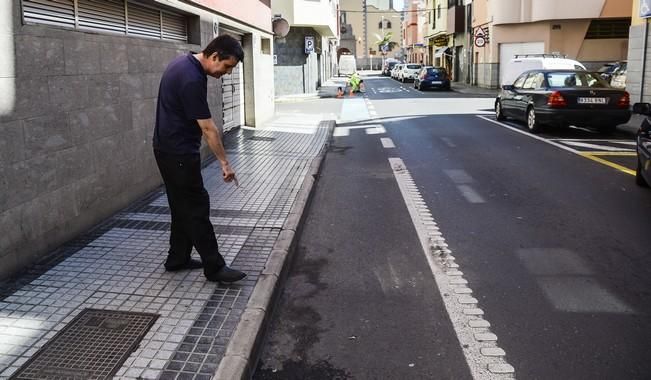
[{"left": 254, "top": 75, "right": 651, "bottom": 379}]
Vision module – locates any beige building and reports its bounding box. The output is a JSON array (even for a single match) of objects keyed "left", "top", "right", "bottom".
[
  {"left": 472, "top": 0, "right": 632, "bottom": 88},
  {"left": 425, "top": 0, "right": 452, "bottom": 70},
  {"left": 340, "top": 0, "right": 402, "bottom": 69}
]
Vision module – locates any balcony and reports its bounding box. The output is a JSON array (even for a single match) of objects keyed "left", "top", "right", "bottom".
[
  {"left": 447, "top": 5, "right": 465, "bottom": 34},
  {"left": 273, "top": 0, "right": 338, "bottom": 37}
]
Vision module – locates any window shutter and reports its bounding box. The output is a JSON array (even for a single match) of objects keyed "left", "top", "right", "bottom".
[
  {"left": 22, "top": 0, "right": 75, "bottom": 28},
  {"left": 161, "top": 11, "right": 187, "bottom": 41},
  {"left": 127, "top": 1, "right": 161, "bottom": 39},
  {"left": 77, "top": 0, "right": 126, "bottom": 33}
]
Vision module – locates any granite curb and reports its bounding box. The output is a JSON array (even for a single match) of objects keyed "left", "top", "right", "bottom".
[{"left": 214, "top": 120, "right": 336, "bottom": 380}]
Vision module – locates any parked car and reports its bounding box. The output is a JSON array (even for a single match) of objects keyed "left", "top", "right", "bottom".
[
  {"left": 399, "top": 63, "right": 423, "bottom": 82},
  {"left": 632, "top": 103, "right": 651, "bottom": 187},
  {"left": 597, "top": 61, "right": 627, "bottom": 83},
  {"left": 382, "top": 59, "right": 399, "bottom": 76},
  {"left": 501, "top": 54, "right": 586, "bottom": 87},
  {"left": 495, "top": 69, "right": 631, "bottom": 133},
  {"left": 391, "top": 64, "right": 404, "bottom": 79},
  {"left": 414, "top": 66, "right": 450, "bottom": 91}
]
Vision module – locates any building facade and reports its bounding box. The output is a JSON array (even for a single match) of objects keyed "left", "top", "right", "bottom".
[
  {"left": 425, "top": 0, "right": 452, "bottom": 70},
  {"left": 472, "top": 0, "right": 631, "bottom": 88},
  {"left": 626, "top": 0, "right": 650, "bottom": 103},
  {"left": 272, "top": 0, "right": 340, "bottom": 95},
  {"left": 0, "top": 0, "right": 274, "bottom": 280},
  {"left": 339, "top": 0, "right": 402, "bottom": 70}
]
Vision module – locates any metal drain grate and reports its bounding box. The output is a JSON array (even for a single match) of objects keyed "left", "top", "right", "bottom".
[{"left": 11, "top": 309, "right": 158, "bottom": 380}]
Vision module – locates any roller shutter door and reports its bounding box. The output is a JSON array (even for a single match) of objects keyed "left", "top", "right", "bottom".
[{"left": 219, "top": 29, "right": 244, "bottom": 132}]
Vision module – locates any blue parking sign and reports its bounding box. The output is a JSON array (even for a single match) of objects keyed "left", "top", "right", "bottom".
[{"left": 642, "top": 0, "right": 651, "bottom": 18}]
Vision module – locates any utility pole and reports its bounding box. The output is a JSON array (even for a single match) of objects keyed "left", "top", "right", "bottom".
[{"left": 363, "top": 0, "right": 368, "bottom": 69}]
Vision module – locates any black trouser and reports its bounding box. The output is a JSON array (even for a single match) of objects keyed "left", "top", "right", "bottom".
[{"left": 154, "top": 149, "right": 225, "bottom": 277}]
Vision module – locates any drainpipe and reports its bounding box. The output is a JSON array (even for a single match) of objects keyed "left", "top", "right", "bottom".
[{"left": 641, "top": 18, "right": 649, "bottom": 102}]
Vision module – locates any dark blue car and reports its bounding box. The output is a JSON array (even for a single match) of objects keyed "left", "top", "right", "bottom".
[{"left": 414, "top": 67, "right": 450, "bottom": 91}]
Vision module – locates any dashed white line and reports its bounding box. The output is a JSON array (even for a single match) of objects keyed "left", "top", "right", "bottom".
[
  {"left": 389, "top": 157, "right": 514, "bottom": 379},
  {"left": 381, "top": 138, "right": 395, "bottom": 148},
  {"left": 457, "top": 185, "right": 486, "bottom": 204}
]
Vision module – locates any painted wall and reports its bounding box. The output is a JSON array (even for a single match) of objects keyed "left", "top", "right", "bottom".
[
  {"left": 273, "top": 0, "right": 339, "bottom": 37},
  {"left": 187, "top": 0, "right": 272, "bottom": 32},
  {"left": 492, "top": 0, "right": 631, "bottom": 25}
]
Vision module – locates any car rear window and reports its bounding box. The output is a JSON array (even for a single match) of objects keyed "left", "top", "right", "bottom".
[
  {"left": 427, "top": 68, "right": 446, "bottom": 74},
  {"left": 546, "top": 72, "right": 610, "bottom": 88},
  {"left": 407, "top": 65, "right": 422, "bottom": 69}
]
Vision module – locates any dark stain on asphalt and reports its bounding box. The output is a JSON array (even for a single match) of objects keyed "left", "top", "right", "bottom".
[
  {"left": 254, "top": 359, "right": 352, "bottom": 380},
  {"left": 328, "top": 145, "right": 353, "bottom": 154}
]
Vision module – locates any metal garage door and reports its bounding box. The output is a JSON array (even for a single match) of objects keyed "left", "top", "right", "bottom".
[
  {"left": 219, "top": 29, "right": 244, "bottom": 132},
  {"left": 499, "top": 42, "right": 544, "bottom": 85}
]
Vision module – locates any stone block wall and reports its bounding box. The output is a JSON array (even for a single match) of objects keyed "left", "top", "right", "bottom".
[
  {"left": 475, "top": 62, "right": 500, "bottom": 88},
  {"left": 0, "top": 1, "right": 222, "bottom": 280}
]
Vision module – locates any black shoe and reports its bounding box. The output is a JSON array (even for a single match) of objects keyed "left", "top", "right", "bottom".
[
  {"left": 207, "top": 266, "right": 247, "bottom": 283},
  {"left": 165, "top": 258, "right": 203, "bottom": 272}
]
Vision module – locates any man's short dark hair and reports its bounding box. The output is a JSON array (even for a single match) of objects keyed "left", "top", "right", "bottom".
[{"left": 203, "top": 35, "right": 244, "bottom": 63}]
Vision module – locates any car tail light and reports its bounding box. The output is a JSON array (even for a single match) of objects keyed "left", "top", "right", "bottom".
[
  {"left": 617, "top": 91, "right": 630, "bottom": 108},
  {"left": 547, "top": 91, "right": 567, "bottom": 108}
]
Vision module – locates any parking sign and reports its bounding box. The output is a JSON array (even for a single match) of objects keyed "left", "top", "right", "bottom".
[{"left": 305, "top": 36, "right": 315, "bottom": 54}]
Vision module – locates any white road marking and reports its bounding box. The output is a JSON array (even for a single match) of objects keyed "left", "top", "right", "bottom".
[
  {"left": 366, "top": 125, "right": 386, "bottom": 135},
  {"left": 389, "top": 157, "right": 514, "bottom": 379},
  {"left": 381, "top": 138, "right": 395, "bottom": 148},
  {"left": 477, "top": 115, "right": 580, "bottom": 155},
  {"left": 557, "top": 141, "right": 634, "bottom": 152},
  {"left": 441, "top": 137, "right": 457, "bottom": 148},
  {"left": 457, "top": 185, "right": 486, "bottom": 204},
  {"left": 444, "top": 169, "right": 474, "bottom": 184}
]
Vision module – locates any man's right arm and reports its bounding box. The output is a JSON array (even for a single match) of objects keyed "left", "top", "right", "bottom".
[{"left": 197, "top": 118, "right": 235, "bottom": 182}]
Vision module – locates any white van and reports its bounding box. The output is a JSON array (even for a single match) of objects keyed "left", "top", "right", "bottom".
[
  {"left": 501, "top": 54, "right": 586, "bottom": 86},
  {"left": 338, "top": 54, "right": 357, "bottom": 77}
]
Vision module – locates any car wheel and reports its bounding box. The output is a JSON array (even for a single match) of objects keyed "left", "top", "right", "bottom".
[
  {"left": 495, "top": 101, "right": 506, "bottom": 121},
  {"left": 636, "top": 158, "right": 649, "bottom": 187},
  {"left": 526, "top": 107, "right": 542, "bottom": 133}
]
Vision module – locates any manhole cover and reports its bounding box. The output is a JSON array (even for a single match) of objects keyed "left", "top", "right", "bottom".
[
  {"left": 246, "top": 136, "right": 276, "bottom": 142},
  {"left": 11, "top": 309, "right": 158, "bottom": 380}
]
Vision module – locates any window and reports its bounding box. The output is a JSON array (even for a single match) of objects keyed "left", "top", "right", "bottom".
[
  {"left": 513, "top": 74, "right": 528, "bottom": 89},
  {"left": 437, "top": 4, "right": 442, "bottom": 18},
  {"left": 546, "top": 72, "right": 609, "bottom": 88},
  {"left": 523, "top": 72, "right": 544, "bottom": 89},
  {"left": 21, "top": 0, "right": 190, "bottom": 42},
  {"left": 379, "top": 19, "right": 391, "bottom": 29},
  {"left": 585, "top": 18, "right": 630, "bottom": 39}
]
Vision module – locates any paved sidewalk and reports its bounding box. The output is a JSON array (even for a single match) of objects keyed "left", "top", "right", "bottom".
[{"left": 0, "top": 110, "right": 336, "bottom": 379}]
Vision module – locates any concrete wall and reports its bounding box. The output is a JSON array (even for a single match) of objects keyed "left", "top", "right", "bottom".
[
  {"left": 627, "top": 23, "right": 651, "bottom": 104},
  {"left": 0, "top": 0, "right": 273, "bottom": 281}
]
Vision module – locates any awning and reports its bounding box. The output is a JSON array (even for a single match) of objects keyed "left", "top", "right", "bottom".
[{"left": 434, "top": 47, "right": 451, "bottom": 58}]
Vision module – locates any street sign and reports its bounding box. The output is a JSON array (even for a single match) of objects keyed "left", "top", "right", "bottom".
[
  {"left": 381, "top": 43, "right": 389, "bottom": 52},
  {"left": 474, "top": 26, "right": 489, "bottom": 48},
  {"left": 642, "top": 0, "right": 651, "bottom": 18},
  {"left": 305, "top": 36, "right": 315, "bottom": 54}
]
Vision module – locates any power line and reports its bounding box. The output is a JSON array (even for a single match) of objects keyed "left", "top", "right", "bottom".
[{"left": 340, "top": 8, "right": 434, "bottom": 13}]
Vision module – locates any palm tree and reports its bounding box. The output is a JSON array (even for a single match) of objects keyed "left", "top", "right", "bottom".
[{"left": 374, "top": 32, "right": 398, "bottom": 53}]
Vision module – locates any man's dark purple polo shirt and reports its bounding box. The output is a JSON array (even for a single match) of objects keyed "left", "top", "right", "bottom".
[{"left": 153, "top": 53, "right": 211, "bottom": 155}]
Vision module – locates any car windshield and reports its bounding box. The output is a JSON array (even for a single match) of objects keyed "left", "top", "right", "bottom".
[
  {"left": 407, "top": 65, "right": 422, "bottom": 69},
  {"left": 546, "top": 72, "right": 610, "bottom": 88},
  {"left": 427, "top": 68, "right": 446, "bottom": 74}
]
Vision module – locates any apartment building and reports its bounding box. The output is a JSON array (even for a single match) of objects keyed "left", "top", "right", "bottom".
[
  {"left": 339, "top": 0, "right": 402, "bottom": 69},
  {"left": 472, "top": 0, "right": 632, "bottom": 88},
  {"left": 404, "top": 0, "right": 427, "bottom": 64},
  {"left": 0, "top": 0, "right": 275, "bottom": 280},
  {"left": 272, "top": 0, "right": 340, "bottom": 95},
  {"left": 425, "top": 0, "right": 451, "bottom": 70}
]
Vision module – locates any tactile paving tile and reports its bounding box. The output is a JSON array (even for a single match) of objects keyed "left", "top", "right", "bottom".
[{"left": 10, "top": 309, "right": 158, "bottom": 380}]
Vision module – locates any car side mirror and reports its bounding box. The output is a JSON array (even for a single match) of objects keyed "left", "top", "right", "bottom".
[
  {"left": 502, "top": 85, "right": 514, "bottom": 91},
  {"left": 633, "top": 102, "right": 651, "bottom": 115}
]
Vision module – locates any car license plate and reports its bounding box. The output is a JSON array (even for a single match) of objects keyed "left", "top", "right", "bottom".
[
  {"left": 432, "top": 81, "right": 442, "bottom": 84},
  {"left": 577, "top": 97, "right": 607, "bottom": 104}
]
